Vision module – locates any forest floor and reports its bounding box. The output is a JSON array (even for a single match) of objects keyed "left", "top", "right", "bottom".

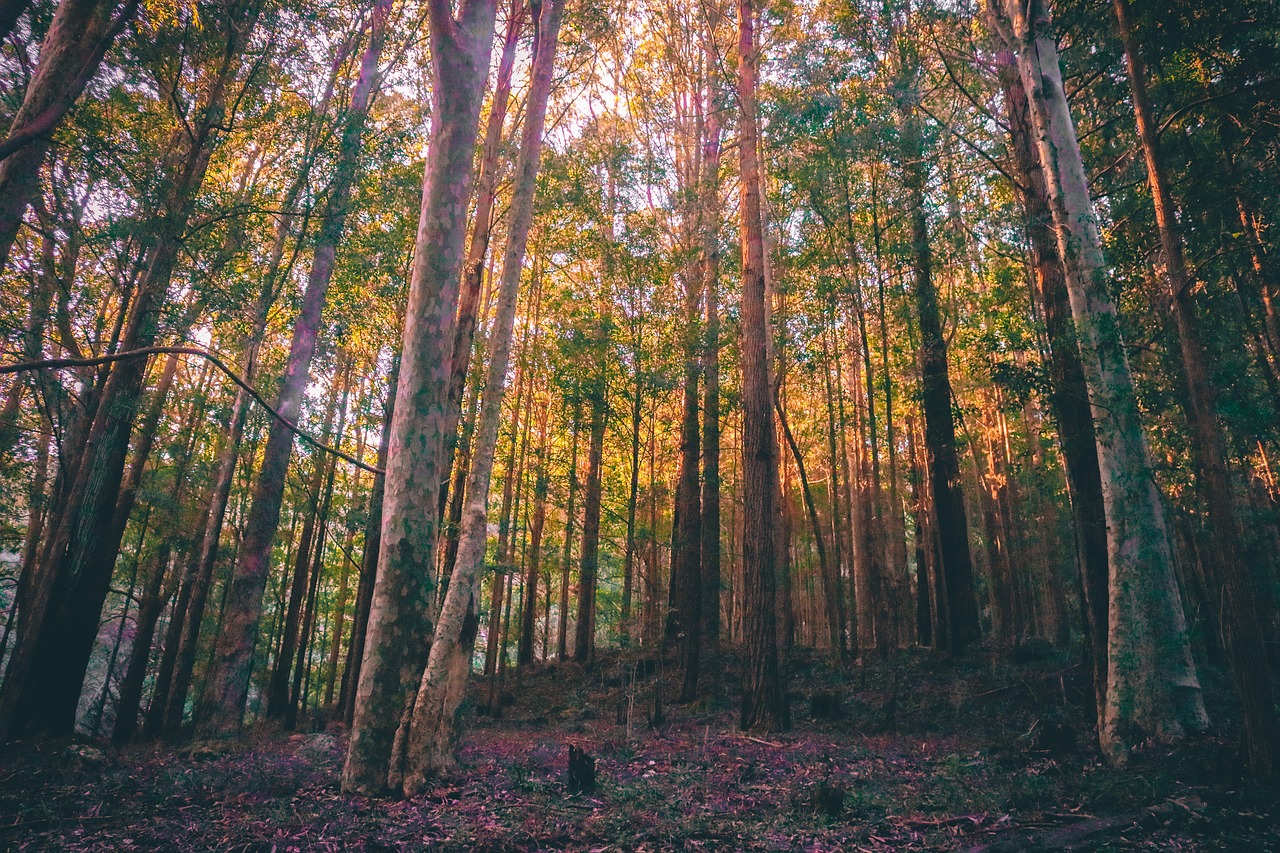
[{"left": 1, "top": 645, "right": 1277, "bottom": 851}]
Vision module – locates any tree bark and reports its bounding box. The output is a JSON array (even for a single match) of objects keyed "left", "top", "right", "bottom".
[
  {"left": 1000, "top": 0, "right": 1208, "bottom": 763},
  {"left": 437, "top": 0, "right": 525, "bottom": 543},
  {"left": 342, "top": 0, "right": 498, "bottom": 796},
  {"left": 400, "top": 0, "right": 562, "bottom": 791},
  {"left": 994, "top": 43, "right": 1109, "bottom": 729},
  {"left": 737, "top": 0, "right": 787, "bottom": 733}
]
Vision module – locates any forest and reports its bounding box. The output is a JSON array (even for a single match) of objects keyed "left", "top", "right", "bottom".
[{"left": 0, "top": 0, "right": 1278, "bottom": 848}]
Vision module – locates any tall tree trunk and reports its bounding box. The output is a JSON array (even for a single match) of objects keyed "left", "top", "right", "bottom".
[
  {"left": 203, "top": 1, "right": 389, "bottom": 738},
  {"left": 342, "top": 0, "right": 499, "bottom": 796},
  {"left": 574, "top": 361, "right": 607, "bottom": 666},
  {"left": 400, "top": 0, "right": 562, "bottom": 790},
  {"left": 1000, "top": 0, "right": 1208, "bottom": 763},
  {"left": 518, "top": 398, "right": 551, "bottom": 665},
  {"left": 622, "top": 335, "right": 644, "bottom": 633},
  {"left": 1112, "top": 0, "right": 1276, "bottom": 776},
  {"left": 672, "top": 261, "right": 702, "bottom": 699},
  {"left": 557, "top": 402, "right": 580, "bottom": 661},
  {"left": 737, "top": 0, "right": 787, "bottom": 733},
  {"left": 896, "top": 85, "right": 980, "bottom": 652},
  {"left": 700, "top": 100, "right": 723, "bottom": 655},
  {"left": 437, "top": 0, "right": 525, "bottom": 540},
  {"left": 994, "top": 43, "right": 1109, "bottom": 730}
]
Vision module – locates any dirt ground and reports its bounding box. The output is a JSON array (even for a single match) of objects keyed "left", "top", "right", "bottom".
[{"left": 2, "top": 647, "right": 1276, "bottom": 851}]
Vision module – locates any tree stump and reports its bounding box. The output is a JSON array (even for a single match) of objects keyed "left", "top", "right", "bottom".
[{"left": 567, "top": 745, "right": 596, "bottom": 794}]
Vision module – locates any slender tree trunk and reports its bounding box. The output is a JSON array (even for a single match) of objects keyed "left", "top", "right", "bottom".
[
  {"left": 700, "top": 102, "right": 723, "bottom": 656},
  {"left": 737, "top": 0, "right": 787, "bottom": 732},
  {"left": 574, "top": 363, "right": 607, "bottom": 666},
  {"left": 673, "top": 263, "right": 702, "bottom": 699},
  {"left": 896, "top": 88, "right": 979, "bottom": 652},
  {"left": 324, "top": 406, "right": 366, "bottom": 708},
  {"left": 1000, "top": 0, "right": 1208, "bottom": 763},
  {"left": 622, "top": 338, "right": 644, "bottom": 632},
  {"left": 342, "top": 353, "right": 398, "bottom": 724},
  {"left": 287, "top": 367, "right": 352, "bottom": 729},
  {"left": 266, "top": 381, "right": 340, "bottom": 721},
  {"left": 203, "top": 3, "right": 388, "bottom": 738},
  {"left": 484, "top": 360, "right": 526, "bottom": 674},
  {"left": 518, "top": 398, "right": 551, "bottom": 665},
  {"left": 557, "top": 402, "right": 580, "bottom": 660}
]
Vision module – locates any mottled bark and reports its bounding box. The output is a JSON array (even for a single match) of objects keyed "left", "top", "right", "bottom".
[
  {"left": 400, "top": 0, "right": 562, "bottom": 791},
  {"left": 437, "top": 1, "right": 525, "bottom": 544},
  {"left": 995, "top": 44, "right": 1109, "bottom": 728},
  {"left": 343, "top": 0, "right": 498, "bottom": 796}
]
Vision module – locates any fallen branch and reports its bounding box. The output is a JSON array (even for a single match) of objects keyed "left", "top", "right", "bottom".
[
  {"left": 960, "top": 796, "right": 1205, "bottom": 853},
  {"left": 725, "top": 733, "right": 785, "bottom": 748}
]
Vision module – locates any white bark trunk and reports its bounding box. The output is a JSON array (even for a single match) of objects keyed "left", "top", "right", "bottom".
[{"left": 1002, "top": 0, "right": 1206, "bottom": 763}]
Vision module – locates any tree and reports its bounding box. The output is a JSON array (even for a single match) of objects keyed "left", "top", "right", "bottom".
[
  {"left": 0, "top": 0, "right": 140, "bottom": 276},
  {"left": 999, "top": 0, "right": 1208, "bottom": 764},
  {"left": 737, "top": 0, "right": 787, "bottom": 733},
  {"left": 343, "top": 0, "right": 499, "bottom": 796}
]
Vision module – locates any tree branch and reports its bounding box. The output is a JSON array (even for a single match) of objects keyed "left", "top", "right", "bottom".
[{"left": 1, "top": 345, "right": 383, "bottom": 474}]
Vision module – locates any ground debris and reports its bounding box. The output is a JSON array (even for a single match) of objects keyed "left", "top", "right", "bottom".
[{"left": 0, "top": 650, "right": 1271, "bottom": 851}]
